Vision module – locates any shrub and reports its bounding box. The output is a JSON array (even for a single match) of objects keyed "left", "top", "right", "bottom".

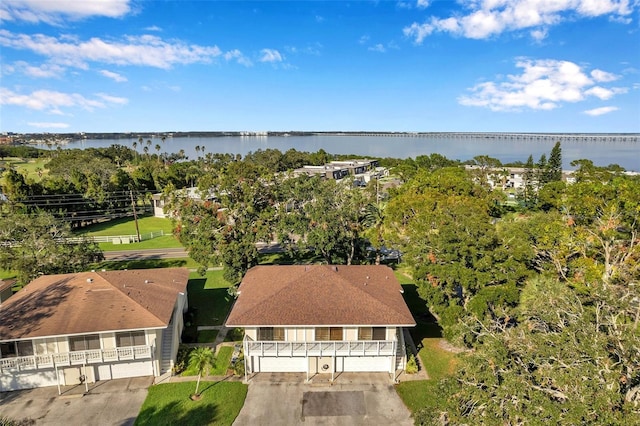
[
  {"left": 232, "top": 353, "right": 245, "bottom": 377},
  {"left": 172, "top": 344, "right": 193, "bottom": 375},
  {"left": 406, "top": 353, "right": 419, "bottom": 374}
]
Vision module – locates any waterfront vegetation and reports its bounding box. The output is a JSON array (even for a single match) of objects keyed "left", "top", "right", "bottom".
[{"left": 134, "top": 381, "right": 247, "bottom": 426}]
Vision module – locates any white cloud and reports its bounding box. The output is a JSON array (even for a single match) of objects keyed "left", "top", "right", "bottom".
[
  {"left": 99, "top": 69, "right": 127, "bottom": 82},
  {"left": 404, "top": 0, "right": 634, "bottom": 42},
  {"left": 0, "top": 87, "right": 125, "bottom": 113},
  {"left": 417, "top": 0, "right": 430, "bottom": 9},
  {"left": 315, "top": 15, "right": 324, "bottom": 23},
  {"left": 583, "top": 106, "right": 619, "bottom": 116},
  {"left": 584, "top": 85, "right": 627, "bottom": 99},
  {"left": 0, "top": 30, "right": 222, "bottom": 69},
  {"left": 530, "top": 28, "right": 548, "bottom": 41},
  {"left": 27, "top": 122, "right": 70, "bottom": 129},
  {"left": 145, "top": 25, "right": 162, "bottom": 32},
  {"left": 359, "top": 35, "right": 370, "bottom": 45},
  {"left": 224, "top": 49, "right": 253, "bottom": 67},
  {"left": 96, "top": 93, "right": 128, "bottom": 105},
  {"left": 1, "top": 0, "right": 131, "bottom": 24},
  {"left": 4, "top": 61, "right": 65, "bottom": 78},
  {"left": 591, "top": 69, "right": 619, "bottom": 82},
  {"left": 458, "top": 59, "right": 627, "bottom": 111},
  {"left": 259, "top": 48, "right": 283, "bottom": 63},
  {"left": 368, "top": 44, "right": 386, "bottom": 53}
]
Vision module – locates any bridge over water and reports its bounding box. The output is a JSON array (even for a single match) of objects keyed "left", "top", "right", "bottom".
[{"left": 317, "top": 132, "right": 639, "bottom": 143}]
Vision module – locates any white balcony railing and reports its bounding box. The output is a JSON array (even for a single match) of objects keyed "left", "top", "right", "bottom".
[
  {"left": 0, "top": 345, "right": 152, "bottom": 373},
  {"left": 244, "top": 338, "right": 396, "bottom": 358}
]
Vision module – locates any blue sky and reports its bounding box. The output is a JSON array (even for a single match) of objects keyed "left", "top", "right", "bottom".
[{"left": 1, "top": 0, "right": 639, "bottom": 133}]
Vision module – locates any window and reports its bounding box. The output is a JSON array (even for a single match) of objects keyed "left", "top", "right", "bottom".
[
  {"left": 358, "top": 327, "right": 386, "bottom": 340},
  {"left": 258, "top": 327, "right": 284, "bottom": 341},
  {"left": 69, "top": 334, "right": 100, "bottom": 351},
  {"left": 0, "top": 343, "right": 17, "bottom": 358},
  {"left": 17, "top": 341, "right": 34, "bottom": 356},
  {"left": 316, "top": 327, "right": 343, "bottom": 341},
  {"left": 116, "top": 331, "right": 146, "bottom": 347}
]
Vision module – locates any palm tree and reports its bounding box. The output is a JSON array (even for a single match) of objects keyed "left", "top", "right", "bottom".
[
  {"left": 188, "top": 347, "right": 216, "bottom": 397},
  {"left": 363, "top": 201, "right": 387, "bottom": 265}
]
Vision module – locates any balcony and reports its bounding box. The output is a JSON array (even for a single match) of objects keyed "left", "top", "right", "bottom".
[
  {"left": 0, "top": 345, "right": 152, "bottom": 373},
  {"left": 244, "top": 338, "right": 396, "bottom": 358}
]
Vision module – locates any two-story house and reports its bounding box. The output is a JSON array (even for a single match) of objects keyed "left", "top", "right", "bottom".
[
  {"left": 226, "top": 264, "right": 415, "bottom": 382},
  {"left": 0, "top": 268, "right": 189, "bottom": 392}
]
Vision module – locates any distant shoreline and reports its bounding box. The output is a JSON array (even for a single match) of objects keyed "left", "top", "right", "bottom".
[{"left": 5, "top": 131, "right": 640, "bottom": 142}]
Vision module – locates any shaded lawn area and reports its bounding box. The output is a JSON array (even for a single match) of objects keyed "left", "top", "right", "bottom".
[
  {"left": 181, "top": 346, "right": 234, "bottom": 377},
  {"left": 0, "top": 269, "right": 17, "bottom": 280},
  {"left": 395, "top": 269, "right": 459, "bottom": 417},
  {"left": 187, "top": 270, "right": 234, "bottom": 328},
  {"left": 134, "top": 381, "right": 247, "bottom": 426},
  {"left": 94, "top": 257, "right": 201, "bottom": 271},
  {"left": 259, "top": 250, "right": 323, "bottom": 265},
  {"left": 197, "top": 329, "right": 219, "bottom": 343}
]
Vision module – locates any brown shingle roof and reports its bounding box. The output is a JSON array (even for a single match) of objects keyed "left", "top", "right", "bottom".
[
  {"left": 0, "top": 268, "right": 189, "bottom": 341},
  {"left": 226, "top": 265, "right": 415, "bottom": 327}
]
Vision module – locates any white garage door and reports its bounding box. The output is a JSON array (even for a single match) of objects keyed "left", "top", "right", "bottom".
[
  {"left": 257, "top": 357, "right": 307, "bottom": 372},
  {"left": 110, "top": 361, "right": 153, "bottom": 379},
  {"left": 342, "top": 356, "right": 391, "bottom": 372},
  {"left": 0, "top": 369, "right": 58, "bottom": 391}
]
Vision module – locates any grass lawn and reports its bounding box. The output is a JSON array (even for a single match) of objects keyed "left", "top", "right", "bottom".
[
  {"left": 134, "top": 381, "right": 247, "bottom": 426},
  {"left": 258, "top": 250, "right": 322, "bottom": 265},
  {"left": 1, "top": 157, "right": 49, "bottom": 182},
  {"left": 93, "top": 257, "right": 201, "bottom": 271},
  {"left": 197, "top": 329, "right": 219, "bottom": 343},
  {"left": 395, "top": 268, "right": 459, "bottom": 418},
  {"left": 98, "top": 234, "right": 184, "bottom": 251},
  {"left": 181, "top": 346, "right": 234, "bottom": 377},
  {"left": 78, "top": 215, "right": 182, "bottom": 251},
  {"left": 78, "top": 215, "right": 174, "bottom": 236},
  {"left": 187, "top": 270, "right": 234, "bottom": 327},
  {"left": 0, "top": 269, "right": 17, "bottom": 280}
]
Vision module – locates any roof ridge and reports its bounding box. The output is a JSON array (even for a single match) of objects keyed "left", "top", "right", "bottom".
[{"left": 98, "top": 270, "right": 168, "bottom": 325}]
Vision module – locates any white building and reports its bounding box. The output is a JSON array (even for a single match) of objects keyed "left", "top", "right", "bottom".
[
  {"left": 0, "top": 268, "right": 189, "bottom": 392},
  {"left": 226, "top": 265, "right": 415, "bottom": 382}
]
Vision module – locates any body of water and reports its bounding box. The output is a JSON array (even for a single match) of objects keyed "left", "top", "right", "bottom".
[{"left": 41, "top": 134, "right": 640, "bottom": 171}]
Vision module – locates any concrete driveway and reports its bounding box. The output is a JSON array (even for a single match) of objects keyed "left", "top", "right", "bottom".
[
  {"left": 0, "top": 376, "right": 152, "bottom": 426},
  {"left": 233, "top": 373, "right": 413, "bottom": 426}
]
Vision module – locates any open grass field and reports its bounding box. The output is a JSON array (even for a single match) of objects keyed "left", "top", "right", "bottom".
[
  {"left": 79, "top": 215, "right": 174, "bottom": 236},
  {"left": 77, "top": 215, "right": 183, "bottom": 250},
  {"left": 0, "top": 157, "right": 49, "bottom": 182},
  {"left": 134, "top": 381, "right": 247, "bottom": 426}
]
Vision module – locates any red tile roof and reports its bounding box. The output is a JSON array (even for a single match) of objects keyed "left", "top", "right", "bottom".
[
  {"left": 0, "top": 269, "right": 189, "bottom": 341},
  {"left": 226, "top": 265, "right": 415, "bottom": 327}
]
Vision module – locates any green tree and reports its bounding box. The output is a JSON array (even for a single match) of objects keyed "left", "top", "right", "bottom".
[
  {"left": 0, "top": 210, "right": 103, "bottom": 285},
  {"left": 418, "top": 276, "right": 640, "bottom": 425},
  {"left": 188, "top": 347, "right": 215, "bottom": 397},
  {"left": 545, "top": 141, "right": 563, "bottom": 183}
]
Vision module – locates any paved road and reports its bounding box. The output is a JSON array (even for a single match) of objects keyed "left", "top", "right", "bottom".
[{"left": 103, "top": 244, "right": 284, "bottom": 261}]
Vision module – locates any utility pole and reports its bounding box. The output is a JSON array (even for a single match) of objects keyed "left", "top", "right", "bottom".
[{"left": 130, "top": 189, "right": 141, "bottom": 242}]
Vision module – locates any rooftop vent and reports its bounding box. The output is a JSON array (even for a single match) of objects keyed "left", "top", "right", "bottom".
[
  {"left": 332, "top": 266, "right": 338, "bottom": 272},
  {"left": 144, "top": 280, "right": 150, "bottom": 284},
  {"left": 86, "top": 278, "right": 93, "bottom": 283}
]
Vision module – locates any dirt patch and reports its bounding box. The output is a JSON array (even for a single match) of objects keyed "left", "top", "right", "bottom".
[{"left": 438, "top": 340, "right": 467, "bottom": 354}]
